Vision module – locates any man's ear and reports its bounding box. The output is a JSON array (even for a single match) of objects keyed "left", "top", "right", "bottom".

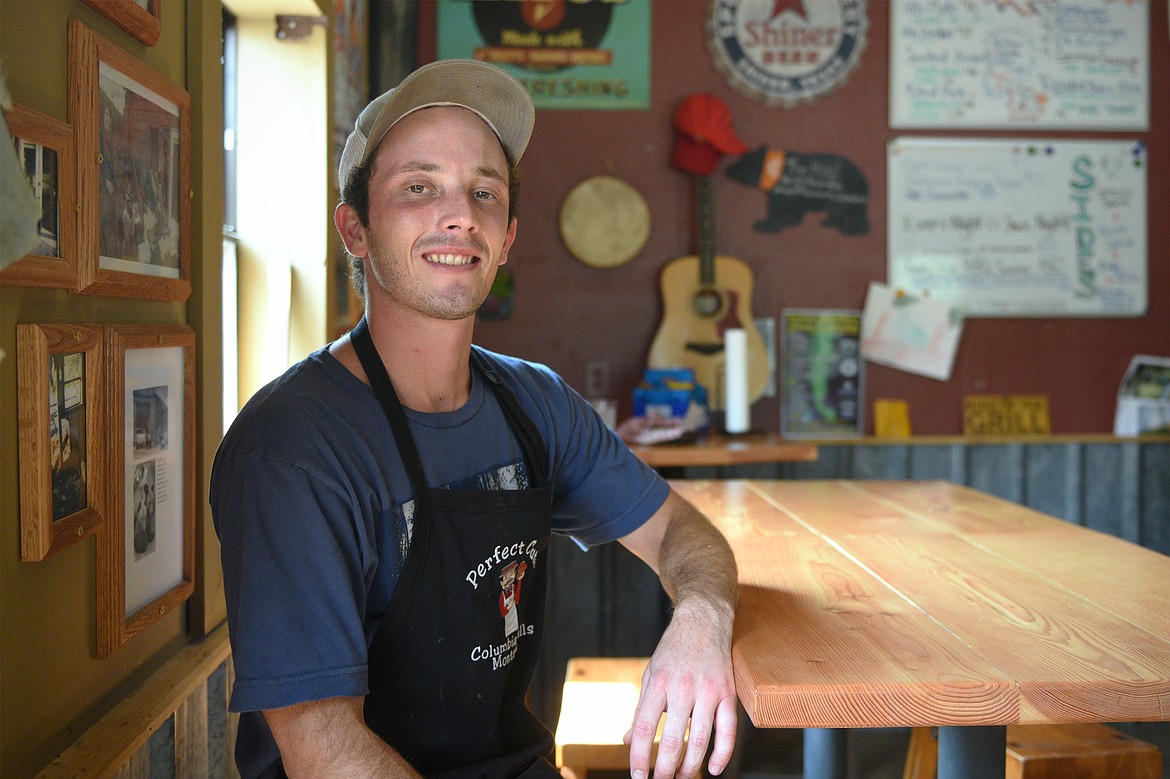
[
  {"left": 498, "top": 217, "right": 518, "bottom": 267},
  {"left": 334, "top": 203, "right": 368, "bottom": 259}
]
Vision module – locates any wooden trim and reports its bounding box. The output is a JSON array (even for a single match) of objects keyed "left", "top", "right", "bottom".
[
  {"left": 35, "top": 626, "right": 230, "bottom": 778},
  {"left": 83, "top": 0, "right": 162, "bottom": 47}
]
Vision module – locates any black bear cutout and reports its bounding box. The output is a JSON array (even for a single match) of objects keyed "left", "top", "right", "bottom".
[{"left": 726, "top": 146, "right": 869, "bottom": 236}]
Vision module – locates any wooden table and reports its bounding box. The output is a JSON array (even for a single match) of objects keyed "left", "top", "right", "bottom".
[
  {"left": 673, "top": 479, "right": 1170, "bottom": 779},
  {"left": 627, "top": 432, "right": 817, "bottom": 470}
]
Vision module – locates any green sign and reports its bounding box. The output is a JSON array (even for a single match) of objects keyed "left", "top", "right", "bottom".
[{"left": 437, "top": 0, "right": 651, "bottom": 110}]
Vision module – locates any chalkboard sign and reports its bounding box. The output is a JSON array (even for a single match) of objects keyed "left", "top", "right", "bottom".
[
  {"left": 888, "top": 138, "right": 1147, "bottom": 317},
  {"left": 890, "top": 0, "right": 1149, "bottom": 129}
]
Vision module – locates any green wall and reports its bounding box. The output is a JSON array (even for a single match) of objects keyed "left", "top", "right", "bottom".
[{"left": 0, "top": 2, "right": 225, "bottom": 776}]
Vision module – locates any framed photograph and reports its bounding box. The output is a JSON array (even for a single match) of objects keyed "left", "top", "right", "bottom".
[
  {"left": 97, "top": 324, "right": 195, "bottom": 657},
  {"left": 69, "top": 20, "right": 191, "bottom": 300},
  {"left": 1, "top": 104, "right": 79, "bottom": 289},
  {"left": 16, "top": 325, "right": 106, "bottom": 561},
  {"left": 83, "top": 0, "right": 162, "bottom": 47}
]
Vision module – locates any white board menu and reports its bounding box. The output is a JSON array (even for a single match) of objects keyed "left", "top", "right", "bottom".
[
  {"left": 888, "top": 138, "right": 1147, "bottom": 317},
  {"left": 890, "top": 0, "right": 1149, "bottom": 129}
]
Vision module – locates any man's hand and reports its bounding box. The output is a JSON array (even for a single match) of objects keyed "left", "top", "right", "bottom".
[
  {"left": 619, "top": 490, "right": 740, "bottom": 778},
  {"left": 624, "top": 602, "right": 738, "bottom": 778}
]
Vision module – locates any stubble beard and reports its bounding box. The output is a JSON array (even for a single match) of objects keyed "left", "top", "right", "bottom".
[{"left": 365, "top": 231, "right": 500, "bottom": 321}]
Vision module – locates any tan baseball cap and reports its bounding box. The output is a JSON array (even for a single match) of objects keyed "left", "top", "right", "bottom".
[{"left": 338, "top": 58, "right": 535, "bottom": 190}]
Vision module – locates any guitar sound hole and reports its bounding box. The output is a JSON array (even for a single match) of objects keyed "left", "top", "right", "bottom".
[{"left": 693, "top": 289, "right": 721, "bottom": 317}]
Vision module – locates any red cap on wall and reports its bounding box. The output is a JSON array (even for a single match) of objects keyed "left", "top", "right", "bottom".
[{"left": 670, "top": 93, "right": 750, "bottom": 175}]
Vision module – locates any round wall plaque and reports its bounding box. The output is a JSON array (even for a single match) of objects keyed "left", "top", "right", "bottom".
[
  {"left": 707, "top": 0, "right": 868, "bottom": 107},
  {"left": 558, "top": 176, "right": 651, "bottom": 269}
]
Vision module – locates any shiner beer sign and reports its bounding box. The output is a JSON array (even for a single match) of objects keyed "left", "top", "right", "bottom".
[{"left": 708, "top": 0, "right": 867, "bottom": 107}]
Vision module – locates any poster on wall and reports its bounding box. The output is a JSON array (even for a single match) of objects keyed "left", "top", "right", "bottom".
[
  {"left": 706, "top": 0, "right": 868, "bottom": 107},
  {"left": 121, "top": 342, "right": 187, "bottom": 616},
  {"left": 780, "top": 309, "right": 863, "bottom": 439},
  {"left": 889, "top": 0, "right": 1149, "bottom": 129},
  {"left": 437, "top": 0, "right": 651, "bottom": 110},
  {"left": 888, "top": 138, "right": 1147, "bottom": 318}
]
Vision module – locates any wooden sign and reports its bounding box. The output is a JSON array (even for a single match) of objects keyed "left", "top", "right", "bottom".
[{"left": 963, "top": 394, "right": 1051, "bottom": 436}]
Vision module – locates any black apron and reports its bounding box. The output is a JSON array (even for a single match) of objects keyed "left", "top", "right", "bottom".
[{"left": 351, "top": 318, "right": 559, "bottom": 779}]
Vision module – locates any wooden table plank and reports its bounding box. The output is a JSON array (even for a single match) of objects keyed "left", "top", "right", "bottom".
[
  {"left": 847, "top": 481, "right": 1068, "bottom": 534},
  {"left": 743, "top": 479, "right": 954, "bottom": 537},
  {"left": 723, "top": 533, "right": 1018, "bottom": 728},
  {"left": 674, "top": 479, "right": 808, "bottom": 541},
  {"left": 969, "top": 529, "right": 1170, "bottom": 643},
  {"left": 833, "top": 532, "right": 1170, "bottom": 724}
]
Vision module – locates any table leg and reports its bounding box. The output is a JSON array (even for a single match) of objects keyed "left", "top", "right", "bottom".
[
  {"left": 937, "top": 726, "right": 1006, "bottom": 779},
  {"left": 803, "top": 728, "right": 848, "bottom": 779}
]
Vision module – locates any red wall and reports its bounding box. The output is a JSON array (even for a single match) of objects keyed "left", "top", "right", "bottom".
[{"left": 417, "top": 0, "right": 1169, "bottom": 435}]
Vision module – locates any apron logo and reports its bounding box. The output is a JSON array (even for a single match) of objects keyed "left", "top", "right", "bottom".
[{"left": 466, "top": 540, "right": 541, "bottom": 671}]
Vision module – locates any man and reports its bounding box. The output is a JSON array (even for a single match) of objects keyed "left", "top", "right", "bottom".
[{"left": 211, "top": 58, "right": 738, "bottom": 779}]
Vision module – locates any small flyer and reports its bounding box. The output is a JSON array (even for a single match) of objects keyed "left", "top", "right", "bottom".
[
  {"left": 860, "top": 282, "right": 963, "bottom": 381},
  {"left": 780, "top": 310, "right": 863, "bottom": 439},
  {"left": 1114, "top": 355, "right": 1170, "bottom": 436}
]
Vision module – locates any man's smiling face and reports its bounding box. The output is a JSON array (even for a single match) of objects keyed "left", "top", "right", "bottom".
[{"left": 358, "top": 105, "right": 517, "bottom": 322}]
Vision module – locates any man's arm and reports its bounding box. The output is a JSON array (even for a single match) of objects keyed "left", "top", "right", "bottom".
[
  {"left": 264, "top": 696, "right": 422, "bottom": 778},
  {"left": 618, "top": 488, "right": 739, "bottom": 779}
]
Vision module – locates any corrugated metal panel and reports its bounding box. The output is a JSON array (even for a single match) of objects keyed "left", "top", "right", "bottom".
[
  {"left": 909, "top": 445, "right": 960, "bottom": 481},
  {"left": 853, "top": 444, "right": 909, "bottom": 478},
  {"left": 968, "top": 444, "right": 1025, "bottom": 503},
  {"left": 1084, "top": 444, "right": 1125, "bottom": 538},
  {"left": 1140, "top": 441, "right": 1169, "bottom": 554}
]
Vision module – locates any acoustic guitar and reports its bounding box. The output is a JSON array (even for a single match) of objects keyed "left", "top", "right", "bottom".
[{"left": 648, "top": 174, "right": 768, "bottom": 410}]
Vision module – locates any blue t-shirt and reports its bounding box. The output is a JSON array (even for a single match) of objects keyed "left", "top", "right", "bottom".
[{"left": 211, "top": 345, "right": 667, "bottom": 721}]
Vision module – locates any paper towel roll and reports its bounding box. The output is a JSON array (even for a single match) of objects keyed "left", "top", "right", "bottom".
[{"left": 723, "top": 328, "right": 750, "bottom": 433}]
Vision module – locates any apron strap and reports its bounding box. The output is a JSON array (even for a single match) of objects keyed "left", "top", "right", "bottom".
[
  {"left": 349, "top": 317, "right": 432, "bottom": 510},
  {"left": 472, "top": 348, "right": 551, "bottom": 486},
  {"left": 349, "top": 317, "right": 432, "bottom": 637}
]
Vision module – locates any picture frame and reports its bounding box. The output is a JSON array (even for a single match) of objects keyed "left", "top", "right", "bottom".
[
  {"left": 69, "top": 20, "right": 191, "bottom": 301},
  {"left": 1, "top": 104, "right": 79, "bottom": 289},
  {"left": 16, "top": 325, "right": 106, "bottom": 561},
  {"left": 97, "top": 324, "right": 195, "bottom": 657},
  {"left": 83, "top": 0, "right": 162, "bottom": 47}
]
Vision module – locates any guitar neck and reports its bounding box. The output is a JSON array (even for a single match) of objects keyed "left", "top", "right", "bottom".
[{"left": 696, "top": 174, "right": 715, "bottom": 285}]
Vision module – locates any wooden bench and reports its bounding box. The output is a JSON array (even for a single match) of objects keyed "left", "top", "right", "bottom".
[
  {"left": 554, "top": 657, "right": 660, "bottom": 779},
  {"left": 904, "top": 723, "right": 1162, "bottom": 779}
]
